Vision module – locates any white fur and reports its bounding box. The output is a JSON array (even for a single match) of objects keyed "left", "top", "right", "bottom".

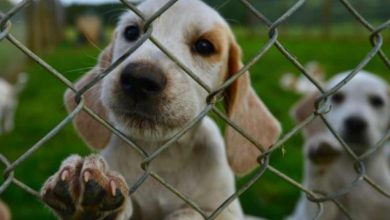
[
  {"left": 102, "top": 0, "right": 230, "bottom": 141},
  {"left": 41, "top": 0, "right": 277, "bottom": 219},
  {"left": 280, "top": 61, "right": 325, "bottom": 94},
  {"left": 0, "top": 73, "right": 27, "bottom": 134},
  {"left": 102, "top": 117, "right": 244, "bottom": 219},
  {"left": 100, "top": 1, "right": 248, "bottom": 219}
]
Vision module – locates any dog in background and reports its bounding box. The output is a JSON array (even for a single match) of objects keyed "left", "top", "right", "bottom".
[
  {"left": 288, "top": 71, "right": 390, "bottom": 220},
  {"left": 0, "top": 73, "right": 28, "bottom": 135},
  {"left": 40, "top": 0, "right": 281, "bottom": 219},
  {"left": 280, "top": 61, "right": 325, "bottom": 95}
]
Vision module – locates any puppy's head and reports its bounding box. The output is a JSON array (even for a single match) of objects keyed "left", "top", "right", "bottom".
[
  {"left": 292, "top": 71, "right": 390, "bottom": 155},
  {"left": 102, "top": 0, "right": 234, "bottom": 140},
  {"left": 324, "top": 72, "right": 390, "bottom": 154},
  {"left": 66, "top": 0, "right": 280, "bottom": 174}
]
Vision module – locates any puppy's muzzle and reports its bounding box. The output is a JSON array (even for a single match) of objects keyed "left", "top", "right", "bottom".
[
  {"left": 343, "top": 116, "right": 369, "bottom": 147},
  {"left": 120, "top": 62, "right": 167, "bottom": 101}
]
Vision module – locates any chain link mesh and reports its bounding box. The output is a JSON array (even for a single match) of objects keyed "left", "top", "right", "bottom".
[{"left": 0, "top": 0, "right": 389, "bottom": 219}]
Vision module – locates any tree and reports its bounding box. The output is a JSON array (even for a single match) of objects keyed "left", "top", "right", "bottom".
[
  {"left": 26, "top": 0, "right": 64, "bottom": 54},
  {"left": 322, "top": 0, "right": 332, "bottom": 38}
]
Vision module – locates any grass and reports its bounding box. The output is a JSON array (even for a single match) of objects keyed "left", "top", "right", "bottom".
[{"left": 0, "top": 27, "right": 389, "bottom": 220}]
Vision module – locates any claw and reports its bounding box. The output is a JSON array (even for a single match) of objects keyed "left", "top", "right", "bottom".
[
  {"left": 110, "top": 180, "right": 117, "bottom": 196},
  {"left": 61, "top": 170, "right": 69, "bottom": 181},
  {"left": 84, "top": 171, "right": 91, "bottom": 183}
]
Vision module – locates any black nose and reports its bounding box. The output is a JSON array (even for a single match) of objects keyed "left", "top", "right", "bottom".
[
  {"left": 120, "top": 62, "right": 167, "bottom": 99},
  {"left": 344, "top": 116, "right": 367, "bottom": 133}
]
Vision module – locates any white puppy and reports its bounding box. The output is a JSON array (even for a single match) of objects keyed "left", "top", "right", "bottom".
[
  {"left": 41, "top": 0, "right": 281, "bottom": 219},
  {"left": 288, "top": 71, "right": 390, "bottom": 220},
  {"left": 0, "top": 73, "right": 27, "bottom": 135}
]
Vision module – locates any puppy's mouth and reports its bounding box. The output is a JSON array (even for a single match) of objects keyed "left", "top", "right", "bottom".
[
  {"left": 109, "top": 102, "right": 162, "bottom": 129},
  {"left": 308, "top": 141, "right": 341, "bottom": 165},
  {"left": 107, "top": 98, "right": 188, "bottom": 133},
  {"left": 344, "top": 135, "right": 369, "bottom": 145},
  {"left": 342, "top": 132, "right": 370, "bottom": 155}
]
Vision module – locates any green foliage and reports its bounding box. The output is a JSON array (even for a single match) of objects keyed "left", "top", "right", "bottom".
[
  {"left": 62, "top": 1, "right": 390, "bottom": 27},
  {"left": 0, "top": 28, "right": 389, "bottom": 219},
  {"left": 0, "top": 1, "right": 11, "bottom": 10},
  {"left": 65, "top": 3, "right": 126, "bottom": 26}
]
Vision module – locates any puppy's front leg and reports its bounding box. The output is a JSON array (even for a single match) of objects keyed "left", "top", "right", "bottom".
[
  {"left": 164, "top": 208, "right": 204, "bottom": 220},
  {"left": 3, "top": 105, "right": 15, "bottom": 133},
  {"left": 164, "top": 208, "right": 242, "bottom": 220},
  {"left": 41, "top": 154, "right": 133, "bottom": 220}
]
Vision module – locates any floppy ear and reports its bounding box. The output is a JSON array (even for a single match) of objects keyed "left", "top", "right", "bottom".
[
  {"left": 290, "top": 91, "right": 324, "bottom": 137},
  {"left": 224, "top": 40, "right": 281, "bottom": 175},
  {"left": 64, "top": 45, "right": 113, "bottom": 150}
]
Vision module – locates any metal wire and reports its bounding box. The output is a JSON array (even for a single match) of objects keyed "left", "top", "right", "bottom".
[{"left": 0, "top": 0, "right": 389, "bottom": 219}]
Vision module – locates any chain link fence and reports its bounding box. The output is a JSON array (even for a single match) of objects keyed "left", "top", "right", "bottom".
[{"left": 0, "top": 0, "right": 389, "bottom": 219}]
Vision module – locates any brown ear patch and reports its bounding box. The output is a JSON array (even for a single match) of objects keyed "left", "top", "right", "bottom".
[
  {"left": 188, "top": 25, "right": 228, "bottom": 64},
  {"left": 291, "top": 91, "right": 325, "bottom": 137},
  {"left": 224, "top": 39, "right": 281, "bottom": 175},
  {"left": 64, "top": 45, "right": 113, "bottom": 150}
]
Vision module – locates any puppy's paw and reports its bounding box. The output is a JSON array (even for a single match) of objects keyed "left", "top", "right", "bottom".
[
  {"left": 41, "top": 155, "right": 129, "bottom": 220},
  {"left": 307, "top": 140, "right": 341, "bottom": 165}
]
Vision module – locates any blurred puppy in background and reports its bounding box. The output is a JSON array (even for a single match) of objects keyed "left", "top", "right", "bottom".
[
  {"left": 288, "top": 71, "right": 390, "bottom": 220},
  {"left": 0, "top": 73, "right": 28, "bottom": 135},
  {"left": 280, "top": 61, "right": 325, "bottom": 95}
]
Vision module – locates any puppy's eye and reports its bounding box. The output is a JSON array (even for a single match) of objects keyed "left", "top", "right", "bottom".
[
  {"left": 192, "top": 39, "right": 215, "bottom": 56},
  {"left": 124, "top": 25, "right": 140, "bottom": 42},
  {"left": 369, "top": 95, "right": 384, "bottom": 108},
  {"left": 331, "top": 92, "right": 345, "bottom": 104}
]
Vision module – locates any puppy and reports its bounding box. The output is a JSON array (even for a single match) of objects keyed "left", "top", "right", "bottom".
[
  {"left": 288, "top": 71, "right": 390, "bottom": 220},
  {"left": 280, "top": 61, "right": 325, "bottom": 94},
  {"left": 0, "top": 73, "right": 27, "bottom": 135},
  {"left": 41, "top": 0, "right": 280, "bottom": 219}
]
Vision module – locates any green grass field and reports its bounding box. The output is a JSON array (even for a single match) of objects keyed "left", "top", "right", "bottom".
[{"left": 1, "top": 28, "right": 389, "bottom": 219}]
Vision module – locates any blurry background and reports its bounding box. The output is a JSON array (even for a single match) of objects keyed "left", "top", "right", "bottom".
[{"left": 0, "top": 0, "right": 389, "bottom": 219}]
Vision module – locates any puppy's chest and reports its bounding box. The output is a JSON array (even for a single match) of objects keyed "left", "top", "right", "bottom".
[
  {"left": 101, "top": 144, "right": 208, "bottom": 219},
  {"left": 130, "top": 174, "right": 199, "bottom": 219}
]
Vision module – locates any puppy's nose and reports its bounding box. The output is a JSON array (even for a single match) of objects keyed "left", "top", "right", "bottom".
[
  {"left": 120, "top": 63, "right": 167, "bottom": 98},
  {"left": 344, "top": 116, "right": 367, "bottom": 133}
]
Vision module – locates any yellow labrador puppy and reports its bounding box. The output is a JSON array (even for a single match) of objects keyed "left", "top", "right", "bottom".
[{"left": 289, "top": 71, "right": 390, "bottom": 220}]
